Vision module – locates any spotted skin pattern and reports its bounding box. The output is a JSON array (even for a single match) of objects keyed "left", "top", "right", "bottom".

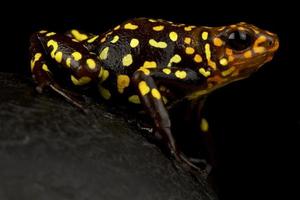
[{"left": 29, "top": 18, "right": 279, "bottom": 172}]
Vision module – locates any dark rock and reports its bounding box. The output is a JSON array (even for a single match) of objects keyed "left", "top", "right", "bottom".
[{"left": 0, "top": 72, "right": 217, "bottom": 200}]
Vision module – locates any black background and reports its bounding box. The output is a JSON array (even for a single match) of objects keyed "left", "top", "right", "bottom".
[{"left": 1, "top": 1, "right": 298, "bottom": 199}]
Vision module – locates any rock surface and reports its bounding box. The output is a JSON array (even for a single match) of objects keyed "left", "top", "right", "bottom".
[{"left": 0, "top": 72, "right": 217, "bottom": 200}]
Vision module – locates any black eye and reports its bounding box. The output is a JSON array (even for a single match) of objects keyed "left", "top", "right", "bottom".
[{"left": 227, "top": 31, "right": 252, "bottom": 51}]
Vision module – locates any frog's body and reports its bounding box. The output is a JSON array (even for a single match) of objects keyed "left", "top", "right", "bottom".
[{"left": 29, "top": 18, "right": 279, "bottom": 173}]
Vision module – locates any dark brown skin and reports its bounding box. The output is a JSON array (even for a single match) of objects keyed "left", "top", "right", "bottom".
[{"left": 29, "top": 18, "right": 279, "bottom": 174}]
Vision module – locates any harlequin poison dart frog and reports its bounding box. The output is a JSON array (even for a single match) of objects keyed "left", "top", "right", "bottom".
[{"left": 29, "top": 17, "right": 279, "bottom": 173}]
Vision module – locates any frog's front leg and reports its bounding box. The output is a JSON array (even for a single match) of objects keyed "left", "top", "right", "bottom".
[
  {"left": 29, "top": 31, "right": 103, "bottom": 109},
  {"left": 132, "top": 68, "right": 203, "bottom": 172}
]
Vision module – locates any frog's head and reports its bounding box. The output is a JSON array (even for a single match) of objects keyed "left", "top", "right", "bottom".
[{"left": 204, "top": 22, "right": 279, "bottom": 88}]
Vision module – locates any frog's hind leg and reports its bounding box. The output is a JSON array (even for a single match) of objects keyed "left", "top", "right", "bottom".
[{"left": 29, "top": 31, "right": 103, "bottom": 110}]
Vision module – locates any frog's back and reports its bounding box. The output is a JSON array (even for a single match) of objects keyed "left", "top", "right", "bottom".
[{"left": 96, "top": 18, "right": 200, "bottom": 75}]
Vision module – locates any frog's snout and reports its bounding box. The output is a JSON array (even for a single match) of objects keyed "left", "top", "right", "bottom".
[{"left": 260, "top": 32, "right": 279, "bottom": 53}]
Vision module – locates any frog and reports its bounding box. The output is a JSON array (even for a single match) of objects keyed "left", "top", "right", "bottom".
[{"left": 29, "top": 17, "right": 279, "bottom": 173}]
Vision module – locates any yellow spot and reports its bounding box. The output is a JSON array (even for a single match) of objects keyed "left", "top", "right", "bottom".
[
  {"left": 42, "top": 64, "right": 50, "bottom": 72},
  {"left": 228, "top": 55, "right": 235, "bottom": 62},
  {"left": 117, "top": 74, "right": 130, "bottom": 93},
  {"left": 208, "top": 60, "right": 217, "bottom": 70},
  {"left": 122, "top": 54, "right": 133, "bottom": 66},
  {"left": 213, "top": 38, "right": 223, "bottom": 46},
  {"left": 55, "top": 51, "right": 63, "bottom": 63},
  {"left": 30, "top": 53, "right": 42, "bottom": 71},
  {"left": 205, "top": 43, "right": 211, "bottom": 60},
  {"left": 226, "top": 48, "right": 233, "bottom": 56},
  {"left": 100, "top": 69, "right": 109, "bottom": 81},
  {"left": 99, "top": 47, "right": 109, "bottom": 60},
  {"left": 184, "top": 26, "right": 194, "bottom": 31},
  {"left": 175, "top": 70, "right": 187, "bottom": 79},
  {"left": 86, "top": 58, "right": 96, "bottom": 70},
  {"left": 124, "top": 23, "right": 138, "bottom": 30},
  {"left": 66, "top": 57, "right": 71, "bottom": 67},
  {"left": 202, "top": 32, "right": 208, "bottom": 40},
  {"left": 153, "top": 25, "right": 164, "bottom": 31},
  {"left": 87, "top": 35, "right": 99, "bottom": 43},
  {"left": 72, "top": 39, "right": 79, "bottom": 43},
  {"left": 39, "top": 30, "right": 47, "bottom": 34},
  {"left": 99, "top": 86, "right": 111, "bottom": 100},
  {"left": 138, "top": 81, "right": 150, "bottom": 96},
  {"left": 71, "top": 30, "right": 88, "bottom": 41},
  {"left": 130, "top": 38, "right": 139, "bottom": 48},
  {"left": 128, "top": 95, "right": 141, "bottom": 104},
  {"left": 200, "top": 118, "right": 209, "bottom": 132},
  {"left": 72, "top": 52, "right": 82, "bottom": 61},
  {"left": 199, "top": 68, "right": 211, "bottom": 77},
  {"left": 142, "top": 61, "right": 157, "bottom": 68},
  {"left": 111, "top": 35, "right": 119, "bottom": 43},
  {"left": 219, "top": 58, "right": 228, "bottom": 66},
  {"left": 100, "top": 37, "right": 106, "bottom": 43},
  {"left": 47, "top": 40, "right": 58, "bottom": 58},
  {"left": 46, "top": 32, "right": 56, "bottom": 37},
  {"left": 184, "top": 37, "right": 191, "bottom": 44},
  {"left": 254, "top": 35, "right": 267, "bottom": 46},
  {"left": 169, "top": 32, "right": 178, "bottom": 42},
  {"left": 244, "top": 50, "right": 252, "bottom": 58},
  {"left": 71, "top": 75, "right": 91, "bottom": 86},
  {"left": 221, "top": 66, "right": 236, "bottom": 77},
  {"left": 148, "top": 19, "right": 157, "bottom": 22},
  {"left": 194, "top": 54, "right": 202, "bottom": 63},
  {"left": 163, "top": 68, "right": 171, "bottom": 74},
  {"left": 151, "top": 88, "right": 161, "bottom": 99},
  {"left": 149, "top": 39, "right": 167, "bottom": 48},
  {"left": 167, "top": 54, "right": 181, "bottom": 67},
  {"left": 138, "top": 67, "right": 150, "bottom": 75},
  {"left": 254, "top": 46, "right": 266, "bottom": 54},
  {"left": 185, "top": 47, "right": 195, "bottom": 55},
  {"left": 114, "top": 25, "right": 121, "bottom": 30}
]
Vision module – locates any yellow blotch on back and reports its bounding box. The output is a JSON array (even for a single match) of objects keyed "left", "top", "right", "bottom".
[
  {"left": 71, "top": 29, "right": 88, "bottom": 41},
  {"left": 46, "top": 32, "right": 56, "bottom": 37},
  {"left": 71, "top": 75, "right": 91, "bottom": 86},
  {"left": 99, "top": 47, "right": 109, "bottom": 60},
  {"left": 219, "top": 58, "right": 228, "bottom": 66},
  {"left": 175, "top": 70, "right": 187, "bottom": 79},
  {"left": 128, "top": 95, "right": 141, "bottom": 104},
  {"left": 185, "top": 47, "right": 195, "bottom": 55},
  {"left": 111, "top": 35, "right": 119, "bottom": 43},
  {"left": 130, "top": 38, "right": 139, "bottom": 48},
  {"left": 149, "top": 39, "right": 168, "bottom": 48},
  {"left": 72, "top": 52, "right": 82, "bottom": 61},
  {"left": 213, "top": 37, "right": 223, "bottom": 46},
  {"left": 184, "top": 26, "right": 195, "bottom": 31},
  {"left": 244, "top": 50, "right": 252, "bottom": 58},
  {"left": 194, "top": 54, "right": 202, "bottom": 63},
  {"left": 122, "top": 54, "right": 133, "bottom": 66},
  {"left": 142, "top": 61, "right": 157, "bottom": 68},
  {"left": 151, "top": 88, "right": 161, "bottom": 99},
  {"left": 167, "top": 54, "right": 181, "bottom": 67},
  {"left": 30, "top": 53, "right": 42, "bottom": 71},
  {"left": 42, "top": 64, "right": 50, "bottom": 72},
  {"left": 99, "top": 86, "right": 111, "bottom": 100},
  {"left": 117, "top": 74, "right": 130, "bottom": 93},
  {"left": 138, "top": 81, "right": 150, "bottom": 96},
  {"left": 55, "top": 51, "right": 63, "bottom": 63},
  {"left": 200, "top": 118, "right": 209, "bottom": 132},
  {"left": 66, "top": 57, "right": 71, "bottom": 67},
  {"left": 169, "top": 32, "right": 178, "bottom": 42},
  {"left": 87, "top": 35, "right": 99, "bottom": 43},
  {"left": 100, "top": 69, "right": 109, "bottom": 82},
  {"left": 199, "top": 68, "right": 211, "bottom": 77},
  {"left": 114, "top": 25, "right": 121, "bottom": 30},
  {"left": 162, "top": 68, "right": 171, "bottom": 74},
  {"left": 86, "top": 58, "right": 96, "bottom": 70},
  {"left": 124, "top": 23, "right": 138, "bottom": 30},
  {"left": 184, "top": 37, "right": 192, "bottom": 44},
  {"left": 202, "top": 32, "right": 208, "bottom": 40},
  {"left": 47, "top": 40, "right": 58, "bottom": 58},
  {"left": 153, "top": 25, "right": 164, "bottom": 31}
]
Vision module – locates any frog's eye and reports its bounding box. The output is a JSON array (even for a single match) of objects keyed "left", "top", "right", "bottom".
[{"left": 226, "top": 31, "right": 252, "bottom": 51}]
